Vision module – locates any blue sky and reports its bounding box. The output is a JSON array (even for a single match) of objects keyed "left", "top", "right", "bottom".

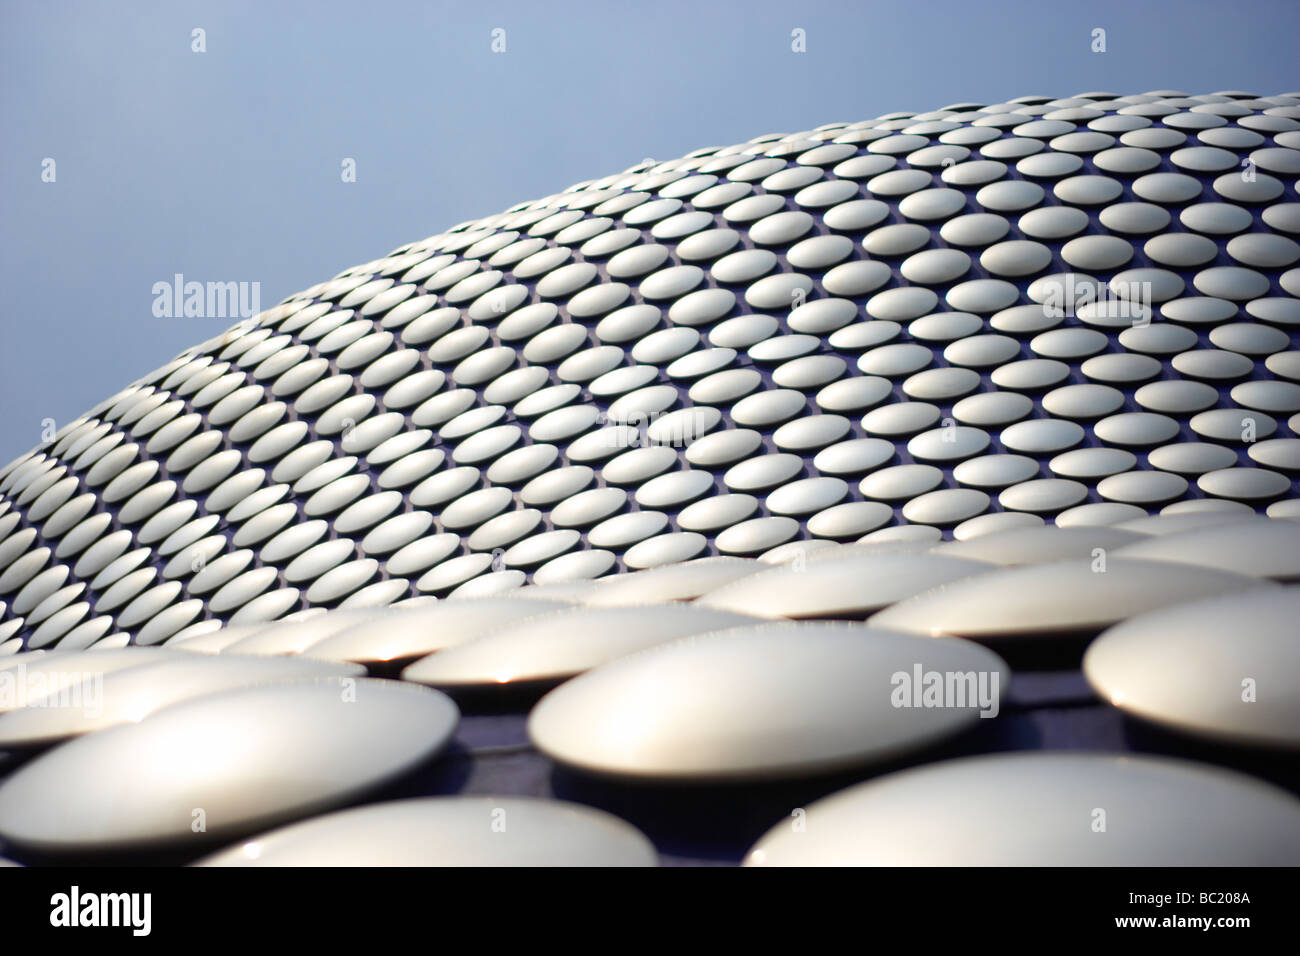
[{"left": 1, "top": 0, "right": 1297, "bottom": 461}]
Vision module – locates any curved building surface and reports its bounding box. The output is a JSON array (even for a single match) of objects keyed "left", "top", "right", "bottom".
[{"left": 0, "top": 89, "right": 1298, "bottom": 865}]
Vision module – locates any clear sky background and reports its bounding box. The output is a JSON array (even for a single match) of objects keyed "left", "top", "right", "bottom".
[{"left": 1, "top": 0, "right": 1297, "bottom": 462}]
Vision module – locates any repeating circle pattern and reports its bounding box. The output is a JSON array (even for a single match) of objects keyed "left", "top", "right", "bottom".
[{"left": 0, "top": 89, "right": 1298, "bottom": 868}]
